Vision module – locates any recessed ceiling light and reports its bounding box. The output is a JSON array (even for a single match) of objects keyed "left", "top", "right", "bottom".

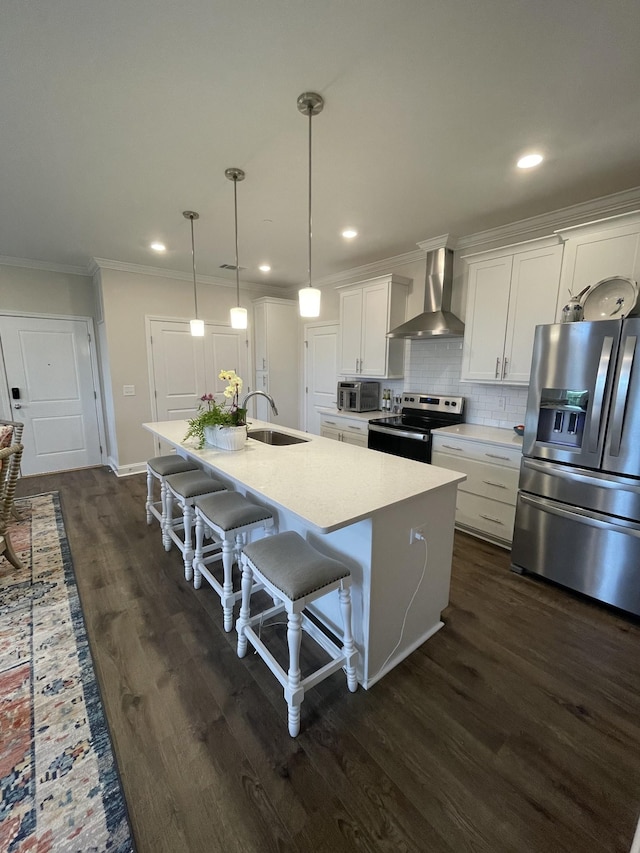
[
  {"left": 259, "top": 264, "right": 271, "bottom": 273},
  {"left": 150, "top": 242, "right": 166, "bottom": 252},
  {"left": 342, "top": 229, "right": 358, "bottom": 239},
  {"left": 517, "top": 153, "right": 544, "bottom": 169}
]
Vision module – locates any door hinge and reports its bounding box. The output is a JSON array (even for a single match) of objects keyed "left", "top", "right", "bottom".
[
  {"left": 88, "top": 333, "right": 92, "bottom": 343},
  {"left": 150, "top": 335, "right": 153, "bottom": 345},
  {"left": 304, "top": 340, "right": 308, "bottom": 348},
  {"left": 94, "top": 391, "right": 97, "bottom": 399},
  {"left": 305, "top": 386, "right": 308, "bottom": 393}
]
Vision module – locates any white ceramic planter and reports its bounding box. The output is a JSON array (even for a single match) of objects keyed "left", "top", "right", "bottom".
[{"left": 204, "top": 425, "right": 247, "bottom": 451}]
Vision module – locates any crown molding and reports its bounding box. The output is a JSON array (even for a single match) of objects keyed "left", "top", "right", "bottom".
[
  {"left": 453, "top": 186, "right": 640, "bottom": 253},
  {"left": 306, "top": 248, "right": 425, "bottom": 290},
  {"left": 416, "top": 234, "right": 453, "bottom": 252},
  {"left": 91, "top": 257, "right": 252, "bottom": 290},
  {"left": 0, "top": 255, "right": 89, "bottom": 276}
]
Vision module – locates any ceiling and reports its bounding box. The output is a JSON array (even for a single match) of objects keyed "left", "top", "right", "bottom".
[{"left": 2, "top": 0, "right": 640, "bottom": 287}]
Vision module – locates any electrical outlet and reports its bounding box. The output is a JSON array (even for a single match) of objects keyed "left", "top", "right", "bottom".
[
  {"left": 498, "top": 396, "right": 506, "bottom": 410},
  {"left": 123, "top": 385, "right": 135, "bottom": 396},
  {"left": 409, "top": 525, "right": 426, "bottom": 544}
]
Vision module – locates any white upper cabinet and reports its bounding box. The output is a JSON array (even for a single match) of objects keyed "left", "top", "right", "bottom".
[
  {"left": 338, "top": 274, "right": 409, "bottom": 378},
  {"left": 461, "top": 241, "right": 563, "bottom": 384},
  {"left": 555, "top": 215, "right": 640, "bottom": 305}
]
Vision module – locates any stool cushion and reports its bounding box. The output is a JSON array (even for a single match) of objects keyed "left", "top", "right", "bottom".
[
  {"left": 195, "top": 492, "right": 273, "bottom": 532},
  {"left": 243, "top": 531, "right": 350, "bottom": 601},
  {"left": 165, "top": 471, "right": 226, "bottom": 499},
  {"left": 148, "top": 455, "right": 198, "bottom": 477}
]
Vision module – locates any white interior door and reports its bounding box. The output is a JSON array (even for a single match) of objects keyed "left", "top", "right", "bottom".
[
  {"left": 304, "top": 323, "right": 338, "bottom": 434},
  {"left": 150, "top": 318, "right": 249, "bottom": 423},
  {"left": 0, "top": 315, "right": 103, "bottom": 475}
]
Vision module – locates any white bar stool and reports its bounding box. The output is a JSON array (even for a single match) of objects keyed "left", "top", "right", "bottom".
[
  {"left": 163, "top": 471, "right": 227, "bottom": 578},
  {"left": 193, "top": 492, "right": 275, "bottom": 632},
  {"left": 236, "top": 531, "right": 358, "bottom": 737},
  {"left": 146, "top": 455, "right": 198, "bottom": 529}
]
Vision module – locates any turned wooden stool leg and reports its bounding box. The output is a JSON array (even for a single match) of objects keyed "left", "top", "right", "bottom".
[
  {"left": 146, "top": 469, "right": 154, "bottom": 524},
  {"left": 193, "top": 514, "right": 205, "bottom": 588},
  {"left": 236, "top": 561, "right": 253, "bottom": 658},
  {"left": 285, "top": 610, "right": 304, "bottom": 737},
  {"left": 339, "top": 585, "right": 358, "bottom": 692},
  {"left": 221, "top": 538, "right": 236, "bottom": 632}
]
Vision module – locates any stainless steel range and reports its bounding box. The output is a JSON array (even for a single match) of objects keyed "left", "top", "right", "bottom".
[{"left": 368, "top": 393, "right": 465, "bottom": 463}]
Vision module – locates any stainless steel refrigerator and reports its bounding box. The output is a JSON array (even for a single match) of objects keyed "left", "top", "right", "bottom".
[{"left": 511, "top": 318, "right": 640, "bottom": 616}]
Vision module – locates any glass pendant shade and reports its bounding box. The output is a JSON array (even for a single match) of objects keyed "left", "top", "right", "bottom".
[
  {"left": 230, "top": 306, "right": 248, "bottom": 329},
  {"left": 298, "top": 286, "right": 321, "bottom": 317},
  {"left": 190, "top": 318, "right": 205, "bottom": 336}
]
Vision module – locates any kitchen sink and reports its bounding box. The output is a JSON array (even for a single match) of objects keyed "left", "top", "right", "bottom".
[{"left": 247, "top": 429, "right": 308, "bottom": 446}]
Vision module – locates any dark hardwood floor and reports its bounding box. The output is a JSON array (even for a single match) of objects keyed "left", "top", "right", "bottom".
[{"left": 14, "top": 467, "right": 640, "bottom": 852}]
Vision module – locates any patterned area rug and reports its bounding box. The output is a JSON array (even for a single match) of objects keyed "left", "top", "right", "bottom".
[{"left": 0, "top": 492, "right": 135, "bottom": 852}]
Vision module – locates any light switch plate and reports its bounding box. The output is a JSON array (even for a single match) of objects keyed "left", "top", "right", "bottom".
[{"left": 123, "top": 385, "right": 135, "bottom": 396}]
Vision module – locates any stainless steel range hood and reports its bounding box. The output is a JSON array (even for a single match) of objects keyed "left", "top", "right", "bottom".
[{"left": 387, "top": 247, "right": 464, "bottom": 339}]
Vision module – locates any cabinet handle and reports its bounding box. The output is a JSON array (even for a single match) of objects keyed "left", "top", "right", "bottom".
[
  {"left": 482, "top": 480, "right": 507, "bottom": 489},
  {"left": 324, "top": 420, "right": 337, "bottom": 425},
  {"left": 502, "top": 357, "right": 509, "bottom": 379},
  {"left": 495, "top": 357, "right": 501, "bottom": 379},
  {"left": 347, "top": 425, "right": 362, "bottom": 431},
  {"left": 479, "top": 514, "right": 504, "bottom": 525},
  {"left": 441, "top": 443, "right": 464, "bottom": 451},
  {"left": 262, "top": 357, "right": 266, "bottom": 369},
  {"left": 485, "top": 452, "right": 510, "bottom": 461}
]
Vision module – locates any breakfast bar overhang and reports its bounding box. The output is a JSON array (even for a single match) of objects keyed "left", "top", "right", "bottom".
[{"left": 144, "top": 419, "right": 466, "bottom": 688}]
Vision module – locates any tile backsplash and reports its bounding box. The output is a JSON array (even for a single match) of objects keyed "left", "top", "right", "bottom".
[{"left": 394, "top": 339, "right": 528, "bottom": 428}]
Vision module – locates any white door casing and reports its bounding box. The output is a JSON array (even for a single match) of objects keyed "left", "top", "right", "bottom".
[
  {"left": 0, "top": 314, "right": 103, "bottom": 475},
  {"left": 304, "top": 322, "right": 338, "bottom": 434}
]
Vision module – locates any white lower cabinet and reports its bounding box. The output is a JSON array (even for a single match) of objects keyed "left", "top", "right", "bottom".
[
  {"left": 320, "top": 414, "right": 369, "bottom": 447},
  {"left": 431, "top": 429, "right": 521, "bottom": 548}
]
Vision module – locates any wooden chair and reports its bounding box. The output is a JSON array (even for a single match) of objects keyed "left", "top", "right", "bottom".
[
  {"left": 0, "top": 419, "right": 23, "bottom": 520},
  {"left": 0, "top": 443, "right": 25, "bottom": 570}
]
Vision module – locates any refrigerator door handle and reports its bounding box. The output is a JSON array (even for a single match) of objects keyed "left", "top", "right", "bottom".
[
  {"left": 608, "top": 335, "right": 637, "bottom": 457},
  {"left": 519, "top": 493, "right": 640, "bottom": 538},
  {"left": 587, "top": 335, "right": 614, "bottom": 453},
  {"left": 522, "top": 457, "right": 640, "bottom": 495}
]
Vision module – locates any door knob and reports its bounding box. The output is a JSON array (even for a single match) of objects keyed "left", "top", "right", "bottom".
[{"left": 13, "top": 403, "right": 22, "bottom": 409}]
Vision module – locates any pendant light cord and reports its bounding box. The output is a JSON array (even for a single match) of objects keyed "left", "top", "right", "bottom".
[
  {"left": 307, "top": 105, "right": 313, "bottom": 289},
  {"left": 233, "top": 176, "right": 240, "bottom": 306},
  {"left": 189, "top": 216, "right": 199, "bottom": 319}
]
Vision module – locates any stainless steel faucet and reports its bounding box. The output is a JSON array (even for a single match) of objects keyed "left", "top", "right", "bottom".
[{"left": 241, "top": 390, "right": 279, "bottom": 417}]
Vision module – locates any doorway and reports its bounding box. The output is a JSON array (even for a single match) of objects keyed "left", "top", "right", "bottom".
[
  {"left": 0, "top": 314, "right": 104, "bottom": 475},
  {"left": 304, "top": 322, "right": 338, "bottom": 434}
]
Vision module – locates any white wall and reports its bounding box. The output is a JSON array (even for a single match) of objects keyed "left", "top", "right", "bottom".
[
  {"left": 98, "top": 266, "right": 278, "bottom": 469},
  {"left": 0, "top": 265, "right": 95, "bottom": 317}
]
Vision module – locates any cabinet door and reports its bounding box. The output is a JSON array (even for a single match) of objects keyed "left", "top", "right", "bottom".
[
  {"left": 339, "top": 289, "right": 363, "bottom": 374},
  {"left": 360, "top": 282, "right": 390, "bottom": 377},
  {"left": 503, "top": 245, "right": 563, "bottom": 383},
  {"left": 320, "top": 425, "right": 341, "bottom": 442},
  {"left": 253, "top": 371, "right": 271, "bottom": 421},
  {"left": 559, "top": 223, "right": 640, "bottom": 305},
  {"left": 461, "top": 256, "right": 512, "bottom": 381},
  {"left": 254, "top": 301, "right": 267, "bottom": 370}
]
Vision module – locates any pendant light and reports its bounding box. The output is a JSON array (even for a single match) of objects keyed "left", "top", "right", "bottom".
[
  {"left": 225, "top": 167, "right": 248, "bottom": 330},
  {"left": 297, "top": 91, "right": 324, "bottom": 318},
  {"left": 183, "top": 210, "right": 204, "bottom": 336}
]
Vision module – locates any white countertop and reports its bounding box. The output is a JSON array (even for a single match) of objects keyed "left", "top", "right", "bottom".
[
  {"left": 144, "top": 419, "right": 465, "bottom": 533},
  {"left": 433, "top": 423, "right": 524, "bottom": 450},
  {"left": 317, "top": 408, "right": 383, "bottom": 422}
]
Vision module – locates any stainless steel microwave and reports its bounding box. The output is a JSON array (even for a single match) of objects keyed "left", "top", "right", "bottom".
[{"left": 337, "top": 381, "right": 380, "bottom": 412}]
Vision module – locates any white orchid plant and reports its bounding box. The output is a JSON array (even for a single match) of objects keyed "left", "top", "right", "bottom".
[{"left": 184, "top": 369, "right": 247, "bottom": 448}]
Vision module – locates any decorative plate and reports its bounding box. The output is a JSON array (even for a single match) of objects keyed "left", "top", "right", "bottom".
[{"left": 582, "top": 276, "right": 638, "bottom": 321}]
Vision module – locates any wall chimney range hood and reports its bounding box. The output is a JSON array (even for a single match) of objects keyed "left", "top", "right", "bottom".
[{"left": 387, "top": 246, "right": 464, "bottom": 339}]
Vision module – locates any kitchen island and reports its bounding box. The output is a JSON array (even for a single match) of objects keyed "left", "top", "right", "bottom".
[{"left": 144, "top": 419, "right": 465, "bottom": 688}]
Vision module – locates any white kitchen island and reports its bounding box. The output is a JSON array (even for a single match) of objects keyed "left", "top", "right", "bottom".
[{"left": 144, "top": 419, "right": 465, "bottom": 688}]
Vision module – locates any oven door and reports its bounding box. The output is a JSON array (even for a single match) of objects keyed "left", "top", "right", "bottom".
[{"left": 368, "top": 424, "right": 431, "bottom": 462}]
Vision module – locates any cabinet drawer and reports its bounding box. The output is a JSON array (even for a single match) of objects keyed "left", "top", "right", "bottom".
[
  {"left": 455, "top": 491, "right": 516, "bottom": 544},
  {"left": 320, "top": 416, "right": 368, "bottom": 435},
  {"left": 432, "top": 436, "right": 521, "bottom": 469},
  {"left": 431, "top": 451, "right": 518, "bottom": 506}
]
